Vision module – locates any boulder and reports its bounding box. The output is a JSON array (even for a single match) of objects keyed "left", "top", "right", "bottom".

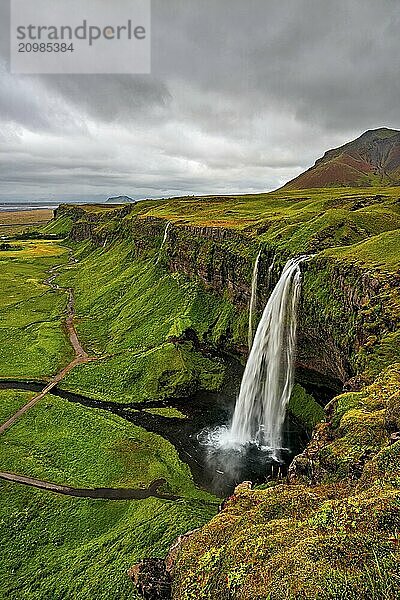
[{"left": 127, "top": 559, "right": 171, "bottom": 600}]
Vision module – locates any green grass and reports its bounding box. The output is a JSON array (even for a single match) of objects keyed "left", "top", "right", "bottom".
[
  {"left": 57, "top": 242, "right": 231, "bottom": 403},
  {"left": 0, "top": 484, "right": 216, "bottom": 600},
  {"left": 41, "top": 215, "right": 73, "bottom": 237},
  {"left": 0, "top": 391, "right": 217, "bottom": 598},
  {"left": 326, "top": 229, "right": 400, "bottom": 271},
  {"left": 0, "top": 389, "right": 34, "bottom": 423},
  {"left": 0, "top": 393, "right": 214, "bottom": 499},
  {"left": 0, "top": 241, "right": 73, "bottom": 379}
]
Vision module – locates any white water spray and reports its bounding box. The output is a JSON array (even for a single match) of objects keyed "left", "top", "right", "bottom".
[
  {"left": 247, "top": 250, "right": 261, "bottom": 350},
  {"left": 228, "top": 255, "right": 309, "bottom": 452}
]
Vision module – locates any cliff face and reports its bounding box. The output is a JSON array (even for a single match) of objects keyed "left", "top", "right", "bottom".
[
  {"left": 298, "top": 259, "right": 400, "bottom": 383},
  {"left": 53, "top": 203, "right": 399, "bottom": 386},
  {"left": 165, "top": 225, "right": 254, "bottom": 308}
]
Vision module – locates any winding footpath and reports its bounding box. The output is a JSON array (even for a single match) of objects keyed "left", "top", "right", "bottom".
[
  {"left": 0, "top": 263, "right": 90, "bottom": 435},
  {"left": 0, "top": 472, "right": 179, "bottom": 501},
  {"left": 0, "top": 260, "right": 182, "bottom": 502}
]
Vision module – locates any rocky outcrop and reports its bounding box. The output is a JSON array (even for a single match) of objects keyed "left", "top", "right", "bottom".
[
  {"left": 54, "top": 203, "right": 134, "bottom": 243},
  {"left": 127, "top": 560, "right": 171, "bottom": 599},
  {"left": 128, "top": 529, "right": 202, "bottom": 600}
]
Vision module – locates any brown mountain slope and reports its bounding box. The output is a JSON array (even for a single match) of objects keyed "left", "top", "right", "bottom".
[{"left": 283, "top": 127, "right": 400, "bottom": 189}]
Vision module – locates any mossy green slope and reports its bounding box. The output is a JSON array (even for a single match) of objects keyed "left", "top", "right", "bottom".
[
  {"left": 0, "top": 485, "right": 215, "bottom": 600},
  {"left": 172, "top": 365, "right": 400, "bottom": 599},
  {"left": 58, "top": 242, "right": 239, "bottom": 403},
  {"left": 288, "top": 384, "right": 325, "bottom": 432}
]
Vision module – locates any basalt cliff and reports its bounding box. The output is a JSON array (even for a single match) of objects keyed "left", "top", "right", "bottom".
[{"left": 54, "top": 192, "right": 400, "bottom": 390}]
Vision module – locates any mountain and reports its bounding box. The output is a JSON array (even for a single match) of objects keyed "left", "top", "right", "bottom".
[
  {"left": 283, "top": 127, "right": 400, "bottom": 189},
  {"left": 106, "top": 195, "right": 135, "bottom": 203}
]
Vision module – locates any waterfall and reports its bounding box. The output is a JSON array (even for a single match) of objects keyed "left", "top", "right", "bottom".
[
  {"left": 228, "top": 255, "right": 309, "bottom": 452},
  {"left": 160, "top": 221, "right": 171, "bottom": 250},
  {"left": 247, "top": 250, "right": 261, "bottom": 350},
  {"left": 157, "top": 221, "right": 171, "bottom": 262},
  {"left": 267, "top": 254, "right": 276, "bottom": 279}
]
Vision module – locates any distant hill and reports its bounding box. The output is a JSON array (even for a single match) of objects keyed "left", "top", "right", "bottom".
[
  {"left": 283, "top": 128, "right": 400, "bottom": 189},
  {"left": 106, "top": 195, "right": 135, "bottom": 204}
]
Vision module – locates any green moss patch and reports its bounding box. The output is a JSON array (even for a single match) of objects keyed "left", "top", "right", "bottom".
[{"left": 289, "top": 384, "right": 325, "bottom": 431}]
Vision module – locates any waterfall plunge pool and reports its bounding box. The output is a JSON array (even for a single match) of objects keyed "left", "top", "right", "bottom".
[{"left": 0, "top": 377, "right": 310, "bottom": 497}]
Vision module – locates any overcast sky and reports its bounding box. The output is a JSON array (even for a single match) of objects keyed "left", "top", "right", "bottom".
[{"left": 0, "top": 0, "right": 399, "bottom": 203}]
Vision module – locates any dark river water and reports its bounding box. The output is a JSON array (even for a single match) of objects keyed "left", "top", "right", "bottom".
[{"left": 0, "top": 374, "right": 313, "bottom": 497}]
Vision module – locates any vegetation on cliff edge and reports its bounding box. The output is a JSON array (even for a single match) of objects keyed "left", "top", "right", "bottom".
[{"left": 172, "top": 365, "right": 400, "bottom": 599}]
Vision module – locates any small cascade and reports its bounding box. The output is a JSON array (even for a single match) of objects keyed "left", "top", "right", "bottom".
[
  {"left": 247, "top": 250, "right": 261, "bottom": 350},
  {"left": 156, "top": 221, "right": 171, "bottom": 262},
  {"left": 268, "top": 253, "right": 276, "bottom": 278},
  {"left": 227, "top": 255, "right": 310, "bottom": 452}
]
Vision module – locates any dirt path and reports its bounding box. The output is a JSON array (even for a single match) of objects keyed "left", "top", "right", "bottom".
[
  {"left": 0, "top": 472, "right": 179, "bottom": 501},
  {"left": 0, "top": 260, "right": 90, "bottom": 435}
]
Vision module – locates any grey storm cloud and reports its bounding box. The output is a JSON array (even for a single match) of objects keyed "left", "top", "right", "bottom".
[{"left": 0, "top": 0, "right": 399, "bottom": 201}]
